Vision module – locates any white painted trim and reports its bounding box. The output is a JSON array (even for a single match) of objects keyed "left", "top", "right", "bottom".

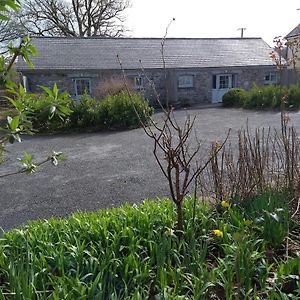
[{"left": 74, "top": 78, "right": 92, "bottom": 96}]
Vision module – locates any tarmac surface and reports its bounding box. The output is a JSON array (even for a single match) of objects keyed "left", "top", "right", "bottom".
[{"left": 1, "top": 107, "right": 300, "bottom": 231}]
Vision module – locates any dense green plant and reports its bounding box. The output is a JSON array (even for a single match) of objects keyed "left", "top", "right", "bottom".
[
  {"left": 243, "top": 84, "right": 286, "bottom": 109},
  {"left": 0, "top": 197, "right": 298, "bottom": 299},
  {"left": 97, "top": 91, "right": 153, "bottom": 129},
  {"left": 222, "top": 88, "right": 248, "bottom": 107},
  {"left": 223, "top": 84, "right": 300, "bottom": 110},
  {"left": 5, "top": 83, "right": 73, "bottom": 132},
  {"left": 69, "top": 92, "right": 101, "bottom": 128},
  {"left": 28, "top": 84, "right": 73, "bottom": 131},
  {"left": 69, "top": 91, "right": 153, "bottom": 130},
  {"left": 287, "top": 84, "right": 300, "bottom": 109}
]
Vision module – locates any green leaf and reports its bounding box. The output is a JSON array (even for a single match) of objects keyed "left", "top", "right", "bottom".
[
  {"left": 19, "top": 84, "right": 25, "bottom": 96},
  {"left": 2, "top": 0, "right": 20, "bottom": 11},
  {"left": 9, "top": 116, "right": 20, "bottom": 131},
  {"left": 53, "top": 83, "right": 58, "bottom": 99},
  {"left": 0, "top": 14, "right": 9, "bottom": 20},
  {"left": 38, "top": 85, "right": 53, "bottom": 98}
]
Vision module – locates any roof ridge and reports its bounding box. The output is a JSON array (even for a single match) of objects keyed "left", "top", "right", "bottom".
[{"left": 30, "top": 36, "right": 263, "bottom": 41}]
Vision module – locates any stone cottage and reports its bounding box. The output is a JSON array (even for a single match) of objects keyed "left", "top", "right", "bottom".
[
  {"left": 17, "top": 37, "right": 277, "bottom": 105},
  {"left": 282, "top": 24, "right": 300, "bottom": 85}
]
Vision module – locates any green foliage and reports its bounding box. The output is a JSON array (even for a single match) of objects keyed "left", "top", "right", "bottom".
[
  {"left": 286, "top": 84, "right": 300, "bottom": 109},
  {"left": 69, "top": 92, "right": 101, "bottom": 128},
  {"left": 226, "top": 84, "right": 300, "bottom": 110},
  {"left": 243, "top": 84, "right": 286, "bottom": 109},
  {"left": 0, "top": 197, "right": 298, "bottom": 299},
  {"left": 240, "top": 191, "right": 290, "bottom": 247},
  {"left": 222, "top": 88, "right": 248, "bottom": 107},
  {"left": 5, "top": 83, "right": 73, "bottom": 132},
  {"left": 98, "top": 91, "right": 154, "bottom": 129},
  {"left": 0, "top": 0, "right": 19, "bottom": 20},
  {"left": 0, "top": 0, "right": 64, "bottom": 173},
  {"left": 70, "top": 91, "right": 153, "bottom": 130}
]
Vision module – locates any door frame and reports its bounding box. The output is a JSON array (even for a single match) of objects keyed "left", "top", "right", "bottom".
[{"left": 212, "top": 74, "right": 233, "bottom": 103}]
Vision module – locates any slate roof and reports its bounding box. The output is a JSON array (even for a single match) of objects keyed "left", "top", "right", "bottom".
[
  {"left": 285, "top": 24, "right": 300, "bottom": 39},
  {"left": 17, "top": 37, "right": 274, "bottom": 71}
]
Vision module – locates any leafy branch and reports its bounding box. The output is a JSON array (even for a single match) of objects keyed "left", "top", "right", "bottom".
[{"left": 0, "top": 151, "right": 64, "bottom": 178}]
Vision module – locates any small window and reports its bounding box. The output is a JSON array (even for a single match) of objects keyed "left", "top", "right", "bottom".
[
  {"left": 134, "top": 76, "right": 144, "bottom": 89},
  {"left": 219, "top": 75, "right": 230, "bottom": 89},
  {"left": 178, "top": 75, "right": 194, "bottom": 88},
  {"left": 264, "top": 73, "right": 277, "bottom": 85},
  {"left": 75, "top": 78, "right": 91, "bottom": 96}
]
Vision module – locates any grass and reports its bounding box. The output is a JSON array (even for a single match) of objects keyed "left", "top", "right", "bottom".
[{"left": 0, "top": 194, "right": 299, "bottom": 299}]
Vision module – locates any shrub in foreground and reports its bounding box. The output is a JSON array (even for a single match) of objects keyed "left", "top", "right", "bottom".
[
  {"left": 287, "top": 84, "right": 300, "bottom": 109},
  {"left": 6, "top": 83, "right": 73, "bottom": 132},
  {"left": 98, "top": 91, "right": 154, "bottom": 129},
  {"left": 70, "top": 91, "right": 153, "bottom": 130},
  {"left": 223, "top": 84, "right": 300, "bottom": 110},
  {"left": 69, "top": 93, "right": 101, "bottom": 128},
  {"left": 0, "top": 194, "right": 298, "bottom": 299},
  {"left": 222, "top": 88, "right": 248, "bottom": 107},
  {"left": 243, "top": 84, "right": 286, "bottom": 109}
]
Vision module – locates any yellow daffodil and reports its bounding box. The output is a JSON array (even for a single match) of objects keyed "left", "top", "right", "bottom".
[
  {"left": 221, "top": 200, "right": 230, "bottom": 209},
  {"left": 212, "top": 229, "right": 224, "bottom": 238}
]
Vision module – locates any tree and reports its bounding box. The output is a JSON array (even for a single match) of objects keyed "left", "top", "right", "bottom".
[
  {"left": 16, "top": 0, "right": 130, "bottom": 37},
  {"left": 0, "top": 19, "right": 26, "bottom": 54}
]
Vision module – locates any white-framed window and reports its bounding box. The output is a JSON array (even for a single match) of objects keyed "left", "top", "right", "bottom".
[
  {"left": 219, "top": 75, "right": 230, "bottom": 89},
  {"left": 134, "top": 76, "right": 144, "bottom": 89},
  {"left": 74, "top": 78, "right": 91, "bottom": 96},
  {"left": 178, "top": 75, "right": 194, "bottom": 88},
  {"left": 264, "top": 72, "right": 278, "bottom": 85},
  {"left": 212, "top": 74, "right": 234, "bottom": 90}
]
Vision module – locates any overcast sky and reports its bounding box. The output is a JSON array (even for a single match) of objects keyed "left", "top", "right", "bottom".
[{"left": 126, "top": 0, "right": 300, "bottom": 46}]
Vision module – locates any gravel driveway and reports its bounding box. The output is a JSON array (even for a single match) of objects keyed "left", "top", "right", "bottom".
[{"left": 1, "top": 107, "right": 300, "bottom": 231}]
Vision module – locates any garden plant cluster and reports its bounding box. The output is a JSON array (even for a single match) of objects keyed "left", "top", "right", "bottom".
[
  {"left": 222, "top": 84, "right": 300, "bottom": 110},
  {"left": 3, "top": 83, "right": 154, "bottom": 133},
  {"left": 0, "top": 193, "right": 299, "bottom": 299}
]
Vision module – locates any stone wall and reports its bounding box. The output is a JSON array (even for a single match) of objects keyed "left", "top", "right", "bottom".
[
  {"left": 168, "top": 65, "right": 277, "bottom": 106},
  {"left": 22, "top": 65, "right": 277, "bottom": 106}
]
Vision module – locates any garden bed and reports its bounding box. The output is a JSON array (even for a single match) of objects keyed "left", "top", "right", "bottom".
[{"left": 0, "top": 195, "right": 299, "bottom": 299}]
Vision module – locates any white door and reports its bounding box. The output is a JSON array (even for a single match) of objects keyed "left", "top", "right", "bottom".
[{"left": 212, "top": 74, "right": 233, "bottom": 103}]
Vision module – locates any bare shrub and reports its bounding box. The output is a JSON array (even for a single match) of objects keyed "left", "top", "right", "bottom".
[
  {"left": 199, "top": 125, "right": 300, "bottom": 212},
  {"left": 94, "top": 77, "right": 134, "bottom": 99},
  {"left": 139, "top": 108, "right": 229, "bottom": 234}
]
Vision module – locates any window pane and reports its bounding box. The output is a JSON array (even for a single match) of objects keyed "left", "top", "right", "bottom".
[
  {"left": 178, "top": 75, "right": 193, "bottom": 88},
  {"left": 219, "top": 75, "right": 229, "bottom": 89},
  {"left": 134, "top": 76, "right": 143, "bottom": 87},
  {"left": 264, "top": 73, "right": 277, "bottom": 85},
  {"left": 76, "top": 79, "right": 91, "bottom": 95}
]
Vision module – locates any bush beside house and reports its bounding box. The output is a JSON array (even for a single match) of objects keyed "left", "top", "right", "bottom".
[
  {"left": 222, "top": 84, "right": 300, "bottom": 110},
  {"left": 7, "top": 85, "right": 154, "bottom": 132},
  {"left": 70, "top": 91, "right": 153, "bottom": 130},
  {"left": 222, "top": 88, "right": 249, "bottom": 107}
]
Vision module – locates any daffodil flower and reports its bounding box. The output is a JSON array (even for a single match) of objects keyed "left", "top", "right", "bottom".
[
  {"left": 212, "top": 229, "right": 223, "bottom": 238},
  {"left": 221, "top": 200, "right": 230, "bottom": 209}
]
